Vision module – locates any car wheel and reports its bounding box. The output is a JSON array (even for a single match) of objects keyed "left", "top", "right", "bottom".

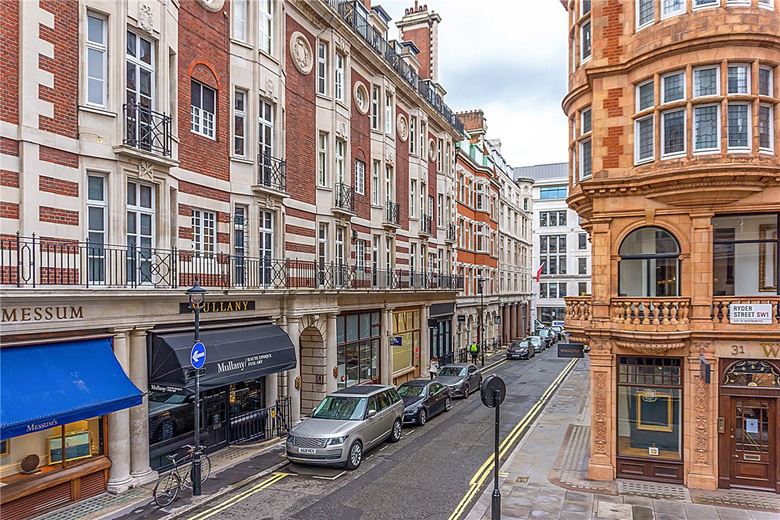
[
  {"left": 462, "top": 384, "right": 470, "bottom": 398},
  {"left": 390, "top": 419, "right": 402, "bottom": 442},
  {"left": 345, "top": 441, "right": 363, "bottom": 470},
  {"left": 444, "top": 397, "right": 452, "bottom": 412},
  {"left": 418, "top": 408, "right": 427, "bottom": 426}
]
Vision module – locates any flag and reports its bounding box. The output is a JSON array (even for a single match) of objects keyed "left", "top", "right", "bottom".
[{"left": 535, "top": 262, "right": 545, "bottom": 282}]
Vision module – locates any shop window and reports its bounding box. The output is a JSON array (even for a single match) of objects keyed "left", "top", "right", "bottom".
[
  {"left": 337, "top": 312, "right": 381, "bottom": 388},
  {"left": 618, "top": 226, "right": 680, "bottom": 297},
  {"left": 617, "top": 357, "right": 682, "bottom": 461},
  {"left": 713, "top": 213, "right": 779, "bottom": 296},
  {"left": 392, "top": 310, "right": 420, "bottom": 373}
]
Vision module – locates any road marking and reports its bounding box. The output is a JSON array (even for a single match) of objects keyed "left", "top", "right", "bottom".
[
  {"left": 379, "top": 445, "right": 388, "bottom": 452},
  {"left": 311, "top": 470, "right": 346, "bottom": 481},
  {"left": 482, "top": 360, "right": 507, "bottom": 372},
  {"left": 187, "top": 472, "right": 290, "bottom": 520},
  {"left": 447, "top": 358, "right": 578, "bottom": 520}
]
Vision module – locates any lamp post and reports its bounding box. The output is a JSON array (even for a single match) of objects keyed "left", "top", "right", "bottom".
[
  {"left": 186, "top": 281, "right": 207, "bottom": 496},
  {"left": 477, "top": 277, "right": 485, "bottom": 367}
]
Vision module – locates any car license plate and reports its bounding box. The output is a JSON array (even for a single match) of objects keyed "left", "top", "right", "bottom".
[{"left": 298, "top": 447, "right": 317, "bottom": 454}]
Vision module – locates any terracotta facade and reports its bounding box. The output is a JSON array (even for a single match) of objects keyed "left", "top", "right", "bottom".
[{"left": 562, "top": 0, "right": 780, "bottom": 492}]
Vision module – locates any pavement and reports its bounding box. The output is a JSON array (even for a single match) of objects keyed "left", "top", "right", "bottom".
[
  {"left": 34, "top": 346, "right": 512, "bottom": 520},
  {"left": 464, "top": 359, "right": 780, "bottom": 520}
]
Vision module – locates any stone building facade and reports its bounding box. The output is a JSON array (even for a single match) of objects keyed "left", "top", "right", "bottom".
[
  {"left": 562, "top": 0, "right": 780, "bottom": 492},
  {"left": 0, "top": 0, "right": 466, "bottom": 517}
]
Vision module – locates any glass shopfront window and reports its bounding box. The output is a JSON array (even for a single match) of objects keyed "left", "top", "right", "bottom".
[
  {"left": 0, "top": 418, "right": 104, "bottom": 483},
  {"left": 617, "top": 357, "right": 682, "bottom": 461},
  {"left": 393, "top": 309, "right": 420, "bottom": 373},
  {"left": 430, "top": 319, "right": 452, "bottom": 364},
  {"left": 713, "top": 213, "right": 779, "bottom": 296},
  {"left": 337, "top": 312, "right": 381, "bottom": 388}
]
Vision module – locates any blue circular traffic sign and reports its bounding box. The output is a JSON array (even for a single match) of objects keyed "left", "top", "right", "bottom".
[{"left": 190, "top": 341, "right": 207, "bottom": 370}]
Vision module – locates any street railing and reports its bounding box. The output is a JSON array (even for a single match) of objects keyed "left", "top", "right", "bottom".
[{"left": 0, "top": 235, "right": 462, "bottom": 291}]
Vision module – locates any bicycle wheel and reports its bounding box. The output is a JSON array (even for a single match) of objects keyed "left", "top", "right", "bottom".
[
  {"left": 153, "top": 471, "right": 181, "bottom": 508},
  {"left": 199, "top": 454, "right": 212, "bottom": 484}
]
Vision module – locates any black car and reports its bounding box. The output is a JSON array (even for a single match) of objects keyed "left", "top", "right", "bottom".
[
  {"left": 536, "top": 329, "right": 555, "bottom": 349},
  {"left": 528, "top": 336, "right": 544, "bottom": 353},
  {"left": 507, "top": 340, "right": 533, "bottom": 360},
  {"left": 551, "top": 325, "right": 565, "bottom": 341},
  {"left": 435, "top": 363, "right": 483, "bottom": 398},
  {"left": 397, "top": 380, "right": 452, "bottom": 425}
]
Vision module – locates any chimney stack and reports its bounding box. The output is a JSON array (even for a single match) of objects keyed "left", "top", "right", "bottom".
[{"left": 396, "top": 1, "right": 442, "bottom": 82}]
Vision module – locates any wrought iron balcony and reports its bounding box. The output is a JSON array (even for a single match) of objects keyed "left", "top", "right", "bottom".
[
  {"left": 384, "top": 201, "right": 400, "bottom": 227},
  {"left": 123, "top": 102, "right": 172, "bottom": 157},
  {"left": 334, "top": 183, "right": 355, "bottom": 213},
  {"left": 420, "top": 214, "right": 432, "bottom": 236},
  {"left": 446, "top": 223, "right": 456, "bottom": 243},
  {"left": 257, "top": 151, "right": 286, "bottom": 192},
  {"left": 0, "top": 235, "right": 463, "bottom": 291}
]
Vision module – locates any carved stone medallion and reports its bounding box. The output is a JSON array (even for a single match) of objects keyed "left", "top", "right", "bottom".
[
  {"left": 139, "top": 4, "right": 154, "bottom": 32},
  {"left": 353, "top": 81, "right": 369, "bottom": 115},
  {"left": 290, "top": 32, "right": 313, "bottom": 75},
  {"left": 196, "top": 0, "right": 225, "bottom": 12},
  {"left": 397, "top": 114, "right": 409, "bottom": 142}
]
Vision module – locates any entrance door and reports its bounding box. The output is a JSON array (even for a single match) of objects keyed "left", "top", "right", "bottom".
[
  {"left": 730, "top": 398, "right": 776, "bottom": 490},
  {"left": 203, "top": 389, "right": 228, "bottom": 451}
]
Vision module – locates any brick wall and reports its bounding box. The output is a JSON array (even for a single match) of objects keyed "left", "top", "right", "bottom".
[
  {"left": 178, "top": 179, "right": 230, "bottom": 202},
  {"left": 1, "top": 170, "right": 19, "bottom": 188},
  {"left": 285, "top": 17, "right": 316, "bottom": 205},
  {"left": 38, "top": 0, "right": 78, "bottom": 138},
  {"left": 396, "top": 106, "right": 409, "bottom": 230},
  {"left": 39, "top": 176, "right": 78, "bottom": 197},
  {"left": 0, "top": 0, "right": 19, "bottom": 125},
  {"left": 0, "top": 202, "right": 20, "bottom": 220},
  {"left": 39, "top": 206, "right": 78, "bottom": 226},
  {"left": 351, "top": 69, "right": 371, "bottom": 220},
  {"left": 39, "top": 145, "right": 78, "bottom": 168},
  {"left": 402, "top": 26, "right": 431, "bottom": 80},
  {"left": 178, "top": 1, "right": 230, "bottom": 181}
]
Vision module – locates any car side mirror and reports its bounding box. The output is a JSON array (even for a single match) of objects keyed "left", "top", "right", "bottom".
[{"left": 368, "top": 409, "right": 377, "bottom": 418}]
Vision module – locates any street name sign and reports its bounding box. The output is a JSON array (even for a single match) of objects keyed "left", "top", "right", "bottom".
[{"left": 729, "top": 304, "right": 772, "bottom": 324}]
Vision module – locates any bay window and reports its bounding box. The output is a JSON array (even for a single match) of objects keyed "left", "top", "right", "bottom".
[{"left": 713, "top": 214, "right": 778, "bottom": 296}]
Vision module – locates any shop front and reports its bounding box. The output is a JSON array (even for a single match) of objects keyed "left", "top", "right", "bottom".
[
  {"left": 0, "top": 338, "right": 143, "bottom": 520},
  {"left": 428, "top": 303, "right": 454, "bottom": 365},
  {"left": 337, "top": 311, "right": 381, "bottom": 389},
  {"left": 392, "top": 308, "right": 422, "bottom": 385},
  {"left": 147, "top": 323, "right": 296, "bottom": 470}
]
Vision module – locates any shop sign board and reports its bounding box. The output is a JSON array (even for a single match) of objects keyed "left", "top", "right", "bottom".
[
  {"left": 390, "top": 336, "right": 403, "bottom": 346},
  {"left": 179, "top": 300, "right": 256, "bottom": 314},
  {"left": 457, "top": 315, "right": 466, "bottom": 323},
  {"left": 557, "top": 343, "right": 584, "bottom": 359},
  {"left": 728, "top": 303, "right": 772, "bottom": 324}
]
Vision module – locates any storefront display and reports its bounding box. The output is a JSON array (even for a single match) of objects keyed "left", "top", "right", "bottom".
[
  {"left": 336, "top": 312, "right": 380, "bottom": 388},
  {"left": 393, "top": 309, "right": 420, "bottom": 374}
]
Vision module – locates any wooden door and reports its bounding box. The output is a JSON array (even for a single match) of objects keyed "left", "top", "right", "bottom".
[{"left": 730, "top": 398, "right": 776, "bottom": 490}]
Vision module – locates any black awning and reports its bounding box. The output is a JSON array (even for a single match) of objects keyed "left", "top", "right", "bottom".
[
  {"left": 430, "top": 302, "right": 455, "bottom": 319},
  {"left": 149, "top": 324, "right": 296, "bottom": 394}
]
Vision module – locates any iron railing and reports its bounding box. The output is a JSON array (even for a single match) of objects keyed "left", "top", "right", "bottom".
[
  {"left": 384, "top": 201, "right": 400, "bottom": 226},
  {"left": 446, "top": 223, "right": 456, "bottom": 242},
  {"left": 420, "top": 214, "right": 432, "bottom": 235},
  {"left": 335, "top": 183, "right": 355, "bottom": 212},
  {"left": 0, "top": 235, "right": 463, "bottom": 290},
  {"left": 326, "top": 0, "right": 464, "bottom": 135},
  {"left": 123, "top": 102, "right": 172, "bottom": 157},
  {"left": 229, "top": 397, "right": 291, "bottom": 445},
  {"left": 257, "top": 151, "right": 287, "bottom": 192}
]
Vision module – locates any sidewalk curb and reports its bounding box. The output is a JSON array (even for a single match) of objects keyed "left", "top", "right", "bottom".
[{"left": 161, "top": 459, "right": 291, "bottom": 520}]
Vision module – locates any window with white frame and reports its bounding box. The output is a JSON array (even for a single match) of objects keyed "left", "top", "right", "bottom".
[
  {"left": 420, "top": 121, "right": 426, "bottom": 158},
  {"left": 410, "top": 179, "right": 417, "bottom": 216},
  {"left": 726, "top": 0, "right": 750, "bottom": 4},
  {"left": 259, "top": 209, "right": 273, "bottom": 284},
  {"left": 356, "top": 239, "right": 365, "bottom": 270},
  {"left": 578, "top": 107, "right": 592, "bottom": 178},
  {"left": 580, "top": 19, "right": 591, "bottom": 62},
  {"left": 662, "top": 109, "right": 686, "bottom": 157},
  {"left": 335, "top": 139, "right": 346, "bottom": 185},
  {"left": 355, "top": 159, "right": 365, "bottom": 195},
  {"left": 476, "top": 182, "right": 484, "bottom": 210},
  {"left": 437, "top": 193, "right": 443, "bottom": 226},
  {"left": 371, "top": 85, "right": 380, "bottom": 130},
  {"left": 693, "top": 104, "right": 720, "bottom": 153},
  {"left": 385, "top": 164, "right": 393, "bottom": 202},
  {"left": 234, "top": 89, "right": 247, "bottom": 157},
  {"left": 192, "top": 208, "right": 216, "bottom": 256},
  {"left": 86, "top": 12, "right": 107, "bottom": 107},
  {"left": 759, "top": 104, "right": 774, "bottom": 153},
  {"left": 233, "top": 0, "right": 247, "bottom": 42},
  {"left": 662, "top": 71, "right": 685, "bottom": 103},
  {"left": 372, "top": 159, "right": 380, "bottom": 204},
  {"left": 727, "top": 103, "right": 750, "bottom": 150},
  {"left": 693, "top": 66, "right": 719, "bottom": 97},
  {"left": 126, "top": 30, "right": 155, "bottom": 146},
  {"left": 758, "top": 0, "right": 774, "bottom": 7},
  {"left": 385, "top": 92, "right": 393, "bottom": 135},
  {"left": 540, "top": 235, "right": 567, "bottom": 275},
  {"left": 87, "top": 174, "right": 107, "bottom": 283},
  {"left": 635, "top": 115, "right": 654, "bottom": 163},
  {"left": 637, "top": 80, "right": 654, "bottom": 111},
  {"left": 258, "top": 98, "right": 273, "bottom": 158},
  {"left": 191, "top": 81, "right": 216, "bottom": 139},
  {"left": 727, "top": 64, "right": 750, "bottom": 94},
  {"left": 637, "top": 0, "right": 655, "bottom": 27},
  {"left": 662, "top": 0, "right": 685, "bottom": 18},
  {"left": 409, "top": 116, "right": 417, "bottom": 155},
  {"left": 259, "top": 0, "right": 273, "bottom": 54},
  {"left": 335, "top": 52, "right": 345, "bottom": 102},
  {"left": 318, "top": 223, "right": 328, "bottom": 282},
  {"left": 127, "top": 181, "right": 155, "bottom": 284},
  {"left": 318, "top": 132, "right": 328, "bottom": 186},
  {"left": 317, "top": 42, "right": 328, "bottom": 96},
  {"left": 759, "top": 66, "right": 773, "bottom": 96},
  {"left": 694, "top": 0, "right": 718, "bottom": 8}
]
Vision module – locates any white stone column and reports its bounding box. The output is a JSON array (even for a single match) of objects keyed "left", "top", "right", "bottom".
[
  {"left": 266, "top": 373, "right": 278, "bottom": 407},
  {"left": 380, "top": 308, "right": 393, "bottom": 385},
  {"left": 107, "top": 329, "right": 134, "bottom": 493},
  {"left": 326, "top": 314, "right": 338, "bottom": 393},
  {"left": 129, "top": 328, "right": 156, "bottom": 485},
  {"left": 285, "top": 317, "right": 301, "bottom": 424},
  {"left": 420, "top": 305, "right": 431, "bottom": 375}
]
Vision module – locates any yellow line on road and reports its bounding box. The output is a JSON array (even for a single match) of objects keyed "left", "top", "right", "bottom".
[
  {"left": 447, "top": 359, "right": 578, "bottom": 520},
  {"left": 188, "top": 472, "right": 290, "bottom": 520}
]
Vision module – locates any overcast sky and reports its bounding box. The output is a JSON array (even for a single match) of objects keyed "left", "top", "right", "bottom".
[{"left": 379, "top": 0, "right": 569, "bottom": 168}]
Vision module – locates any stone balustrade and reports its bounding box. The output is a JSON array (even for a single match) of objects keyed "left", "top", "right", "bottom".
[
  {"left": 564, "top": 296, "right": 592, "bottom": 329},
  {"left": 610, "top": 297, "right": 691, "bottom": 329}
]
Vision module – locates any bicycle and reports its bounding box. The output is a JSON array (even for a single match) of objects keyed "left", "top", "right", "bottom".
[{"left": 153, "top": 444, "right": 212, "bottom": 507}]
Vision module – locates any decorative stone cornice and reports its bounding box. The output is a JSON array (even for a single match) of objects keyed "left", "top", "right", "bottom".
[{"left": 615, "top": 340, "right": 686, "bottom": 354}]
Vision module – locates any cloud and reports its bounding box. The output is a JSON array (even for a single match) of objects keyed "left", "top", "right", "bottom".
[{"left": 377, "top": 0, "right": 570, "bottom": 166}]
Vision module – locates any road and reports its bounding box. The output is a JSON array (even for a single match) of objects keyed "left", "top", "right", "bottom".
[{"left": 178, "top": 347, "right": 575, "bottom": 520}]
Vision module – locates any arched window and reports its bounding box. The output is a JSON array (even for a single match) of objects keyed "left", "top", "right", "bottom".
[
  {"left": 723, "top": 360, "right": 780, "bottom": 388},
  {"left": 619, "top": 227, "right": 680, "bottom": 297}
]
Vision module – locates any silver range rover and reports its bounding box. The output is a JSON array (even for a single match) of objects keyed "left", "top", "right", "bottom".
[{"left": 286, "top": 385, "right": 404, "bottom": 470}]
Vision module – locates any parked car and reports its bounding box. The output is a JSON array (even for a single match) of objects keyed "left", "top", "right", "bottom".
[
  {"left": 398, "top": 380, "right": 452, "bottom": 425},
  {"left": 507, "top": 340, "right": 533, "bottom": 360},
  {"left": 551, "top": 325, "right": 565, "bottom": 341},
  {"left": 286, "top": 385, "right": 403, "bottom": 470},
  {"left": 536, "top": 329, "right": 555, "bottom": 349},
  {"left": 435, "top": 363, "right": 482, "bottom": 398},
  {"left": 528, "top": 336, "right": 544, "bottom": 354}
]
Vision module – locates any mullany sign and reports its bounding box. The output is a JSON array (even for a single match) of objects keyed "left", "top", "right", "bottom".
[
  {"left": 178, "top": 300, "right": 256, "bottom": 314},
  {"left": 729, "top": 303, "right": 773, "bottom": 324},
  {"left": 557, "top": 343, "right": 585, "bottom": 359}
]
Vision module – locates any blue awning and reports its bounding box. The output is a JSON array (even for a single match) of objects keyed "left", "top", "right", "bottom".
[{"left": 0, "top": 338, "right": 143, "bottom": 440}]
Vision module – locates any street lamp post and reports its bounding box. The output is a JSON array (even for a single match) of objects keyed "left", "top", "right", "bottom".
[
  {"left": 186, "top": 281, "right": 207, "bottom": 496},
  {"left": 478, "top": 277, "right": 485, "bottom": 367}
]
